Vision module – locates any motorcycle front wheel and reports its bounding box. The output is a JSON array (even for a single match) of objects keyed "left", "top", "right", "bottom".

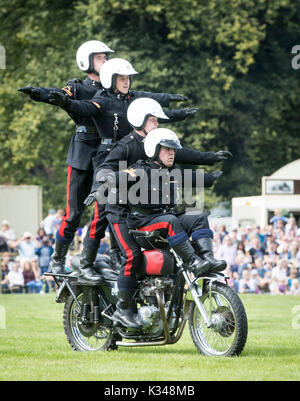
[
  {"left": 189, "top": 281, "right": 248, "bottom": 357},
  {"left": 63, "top": 293, "right": 116, "bottom": 352}
]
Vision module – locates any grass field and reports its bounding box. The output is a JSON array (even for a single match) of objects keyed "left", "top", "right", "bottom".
[{"left": 0, "top": 293, "right": 299, "bottom": 381}]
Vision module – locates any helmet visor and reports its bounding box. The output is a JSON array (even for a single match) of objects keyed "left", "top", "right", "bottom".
[{"left": 159, "top": 139, "right": 182, "bottom": 150}]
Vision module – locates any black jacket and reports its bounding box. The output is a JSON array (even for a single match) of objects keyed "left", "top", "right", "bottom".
[
  {"left": 64, "top": 89, "right": 185, "bottom": 141},
  {"left": 37, "top": 81, "right": 185, "bottom": 171},
  {"left": 38, "top": 77, "right": 103, "bottom": 171},
  {"left": 94, "top": 130, "right": 219, "bottom": 192},
  {"left": 103, "top": 158, "right": 216, "bottom": 226}
]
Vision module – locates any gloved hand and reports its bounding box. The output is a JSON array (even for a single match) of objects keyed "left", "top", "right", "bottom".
[
  {"left": 18, "top": 86, "right": 41, "bottom": 101},
  {"left": 169, "top": 94, "right": 189, "bottom": 101},
  {"left": 211, "top": 171, "right": 223, "bottom": 180},
  {"left": 214, "top": 150, "right": 233, "bottom": 161},
  {"left": 184, "top": 107, "right": 198, "bottom": 117},
  {"left": 49, "top": 90, "right": 71, "bottom": 107},
  {"left": 84, "top": 191, "right": 97, "bottom": 206}
]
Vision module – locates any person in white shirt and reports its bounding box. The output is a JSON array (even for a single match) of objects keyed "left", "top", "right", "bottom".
[
  {"left": 1, "top": 261, "right": 24, "bottom": 293},
  {"left": 42, "top": 209, "right": 57, "bottom": 237},
  {"left": 12, "top": 232, "right": 39, "bottom": 261},
  {"left": 0, "top": 220, "right": 16, "bottom": 247}
]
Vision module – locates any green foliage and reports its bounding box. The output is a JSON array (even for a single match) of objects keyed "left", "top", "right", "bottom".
[{"left": 0, "top": 0, "right": 300, "bottom": 217}]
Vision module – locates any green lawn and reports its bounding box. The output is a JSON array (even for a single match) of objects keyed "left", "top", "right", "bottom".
[{"left": 0, "top": 293, "right": 299, "bottom": 381}]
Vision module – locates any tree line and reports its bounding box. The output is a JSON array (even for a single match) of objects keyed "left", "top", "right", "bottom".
[{"left": 1, "top": 0, "right": 300, "bottom": 219}]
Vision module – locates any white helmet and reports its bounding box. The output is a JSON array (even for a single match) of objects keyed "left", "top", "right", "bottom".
[
  {"left": 100, "top": 58, "right": 138, "bottom": 90},
  {"left": 127, "top": 97, "right": 169, "bottom": 130},
  {"left": 144, "top": 128, "right": 182, "bottom": 158},
  {"left": 76, "top": 40, "right": 114, "bottom": 73}
]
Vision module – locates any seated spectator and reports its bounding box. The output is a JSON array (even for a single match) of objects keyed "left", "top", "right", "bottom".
[
  {"left": 248, "top": 236, "right": 265, "bottom": 261},
  {"left": 228, "top": 271, "right": 239, "bottom": 293},
  {"left": 12, "top": 232, "right": 39, "bottom": 261},
  {"left": 1, "top": 252, "right": 14, "bottom": 271},
  {"left": 289, "top": 279, "right": 300, "bottom": 295},
  {"left": 236, "top": 241, "right": 246, "bottom": 256},
  {"left": 277, "top": 239, "right": 291, "bottom": 260},
  {"left": 289, "top": 241, "right": 300, "bottom": 264},
  {"left": 0, "top": 220, "right": 16, "bottom": 248},
  {"left": 216, "top": 235, "right": 237, "bottom": 270},
  {"left": 238, "top": 269, "right": 257, "bottom": 294},
  {"left": 1, "top": 260, "right": 24, "bottom": 293},
  {"left": 230, "top": 254, "right": 249, "bottom": 278},
  {"left": 21, "top": 259, "right": 43, "bottom": 294},
  {"left": 257, "top": 270, "right": 272, "bottom": 293},
  {"left": 287, "top": 265, "right": 299, "bottom": 289},
  {"left": 265, "top": 241, "right": 280, "bottom": 261},
  {"left": 254, "top": 258, "right": 267, "bottom": 279},
  {"left": 1, "top": 259, "right": 10, "bottom": 293},
  {"left": 0, "top": 235, "right": 9, "bottom": 252},
  {"left": 272, "top": 259, "right": 289, "bottom": 282},
  {"left": 278, "top": 279, "right": 288, "bottom": 294}
]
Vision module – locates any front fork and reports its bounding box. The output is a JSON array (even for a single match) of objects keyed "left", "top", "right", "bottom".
[
  {"left": 182, "top": 270, "right": 212, "bottom": 328},
  {"left": 170, "top": 249, "right": 225, "bottom": 328}
]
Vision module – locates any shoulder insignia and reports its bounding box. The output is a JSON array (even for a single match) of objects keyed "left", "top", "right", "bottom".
[
  {"left": 92, "top": 101, "right": 101, "bottom": 109},
  {"left": 123, "top": 168, "right": 137, "bottom": 178},
  {"left": 62, "top": 86, "right": 73, "bottom": 97}
]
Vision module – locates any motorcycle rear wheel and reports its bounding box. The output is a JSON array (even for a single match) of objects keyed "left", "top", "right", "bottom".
[
  {"left": 189, "top": 281, "right": 248, "bottom": 357},
  {"left": 63, "top": 293, "right": 115, "bottom": 352}
]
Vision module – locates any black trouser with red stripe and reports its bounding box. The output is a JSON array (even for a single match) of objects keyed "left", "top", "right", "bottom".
[
  {"left": 107, "top": 214, "right": 143, "bottom": 292},
  {"left": 136, "top": 213, "right": 212, "bottom": 248},
  {"left": 56, "top": 166, "right": 108, "bottom": 248},
  {"left": 109, "top": 211, "right": 212, "bottom": 292}
]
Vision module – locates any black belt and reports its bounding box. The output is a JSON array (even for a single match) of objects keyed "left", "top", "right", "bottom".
[
  {"left": 131, "top": 206, "right": 176, "bottom": 216},
  {"left": 76, "top": 125, "right": 98, "bottom": 134},
  {"left": 76, "top": 126, "right": 115, "bottom": 145}
]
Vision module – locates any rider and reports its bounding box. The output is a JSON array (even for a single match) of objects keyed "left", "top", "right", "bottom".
[
  {"left": 18, "top": 40, "right": 120, "bottom": 276},
  {"left": 125, "top": 128, "right": 227, "bottom": 273},
  {"left": 98, "top": 101, "right": 229, "bottom": 328}
]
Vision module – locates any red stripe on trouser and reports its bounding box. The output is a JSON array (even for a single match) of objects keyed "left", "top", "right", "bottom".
[
  {"left": 89, "top": 201, "right": 99, "bottom": 239},
  {"left": 59, "top": 166, "right": 72, "bottom": 238},
  {"left": 113, "top": 223, "right": 133, "bottom": 277},
  {"left": 138, "top": 222, "right": 176, "bottom": 237}
]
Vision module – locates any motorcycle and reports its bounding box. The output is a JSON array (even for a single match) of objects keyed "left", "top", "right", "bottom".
[{"left": 47, "top": 229, "right": 248, "bottom": 357}]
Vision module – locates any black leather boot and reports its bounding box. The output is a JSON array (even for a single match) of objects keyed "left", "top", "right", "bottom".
[
  {"left": 49, "top": 241, "right": 71, "bottom": 275},
  {"left": 172, "top": 240, "right": 211, "bottom": 276},
  {"left": 112, "top": 290, "right": 143, "bottom": 329},
  {"left": 109, "top": 247, "right": 122, "bottom": 273},
  {"left": 194, "top": 238, "right": 226, "bottom": 272},
  {"left": 79, "top": 246, "right": 103, "bottom": 283}
]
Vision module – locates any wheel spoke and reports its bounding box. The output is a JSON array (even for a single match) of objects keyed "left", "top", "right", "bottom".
[
  {"left": 65, "top": 293, "right": 113, "bottom": 352},
  {"left": 189, "top": 282, "right": 247, "bottom": 357}
]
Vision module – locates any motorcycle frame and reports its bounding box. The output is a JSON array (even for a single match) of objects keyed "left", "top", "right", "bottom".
[{"left": 45, "top": 250, "right": 229, "bottom": 348}]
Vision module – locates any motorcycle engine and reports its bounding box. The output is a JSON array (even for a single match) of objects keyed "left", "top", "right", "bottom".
[{"left": 137, "top": 276, "right": 174, "bottom": 335}]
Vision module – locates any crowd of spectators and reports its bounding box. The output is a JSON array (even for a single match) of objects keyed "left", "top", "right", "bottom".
[
  {"left": 0, "top": 208, "right": 112, "bottom": 294},
  {"left": 1, "top": 207, "right": 300, "bottom": 296},
  {"left": 212, "top": 210, "right": 300, "bottom": 295}
]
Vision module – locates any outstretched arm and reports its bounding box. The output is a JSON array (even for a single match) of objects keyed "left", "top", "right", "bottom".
[{"left": 176, "top": 146, "right": 232, "bottom": 166}]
